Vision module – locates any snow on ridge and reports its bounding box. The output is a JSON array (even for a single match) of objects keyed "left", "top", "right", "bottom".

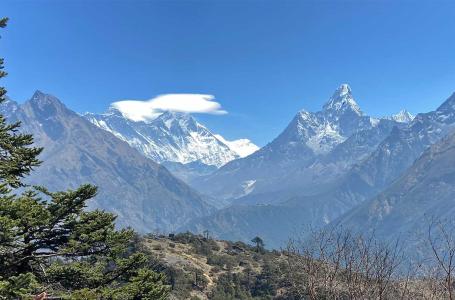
[
  {"left": 305, "top": 122, "right": 347, "bottom": 154},
  {"left": 290, "top": 85, "right": 367, "bottom": 155},
  {"left": 289, "top": 85, "right": 417, "bottom": 155},
  {"left": 386, "top": 109, "right": 415, "bottom": 123},
  {"left": 322, "top": 84, "right": 363, "bottom": 116},
  {"left": 85, "top": 109, "right": 245, "bottom": 168},
  {"left": 214, "top": 134, "right": 259, "bottom": 158}
]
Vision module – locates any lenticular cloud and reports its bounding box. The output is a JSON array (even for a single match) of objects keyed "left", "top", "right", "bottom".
[{"left": 111, "top": 94, "right": 227, "bottom": 122}]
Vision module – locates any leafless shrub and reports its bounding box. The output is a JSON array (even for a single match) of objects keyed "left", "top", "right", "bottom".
[
  {"left": 425, "top": 218, "right": 455, "bottom": 300},
  {"left": 281, "top": 225, "right": 455, "bottom": 300}
]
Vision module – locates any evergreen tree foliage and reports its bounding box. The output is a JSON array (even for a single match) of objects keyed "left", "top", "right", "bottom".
[
  {"left": 251, "top": 236, "right": 264, "bottom": 253},
  {"left": 0, "top": 17, "right": 169, "bottom": 299}
]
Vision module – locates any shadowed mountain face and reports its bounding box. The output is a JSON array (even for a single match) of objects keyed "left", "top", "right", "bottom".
[
  {"left": 336, "top": 129, "right": 455, "bottom": 250},
  {"left": 1, "top": 91, "right": 214, "bottom": 233}
]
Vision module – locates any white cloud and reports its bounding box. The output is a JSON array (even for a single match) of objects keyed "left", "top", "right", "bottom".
[{"left": 111, "top": 94, "right": 227, "bottom": 122}]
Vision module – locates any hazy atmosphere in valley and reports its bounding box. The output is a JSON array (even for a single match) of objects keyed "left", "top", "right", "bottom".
[{"left": 1, "top": 0, "right": 455, "bottom": 299}]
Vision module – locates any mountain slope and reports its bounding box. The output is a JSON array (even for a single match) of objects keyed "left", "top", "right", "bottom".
[
  {"left": 2, "top": 91, "right": 214, "bottom": 233},
  {"left": 182, "top": 197, "right": 359, "bottom": 249},
  {"left": 336, "top": 129, "right": 455, "bottom": 246},
  {"left": 275, "top": 91, "right": 455, "bottom": 233},
  {"left": 330, "top": 91, "right": 455, "bottom": 206}
]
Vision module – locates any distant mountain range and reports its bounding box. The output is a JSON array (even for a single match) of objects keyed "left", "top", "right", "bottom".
[
  {"left": 84, "top": 108, "right": 258, "bottom": 182},
  {"left": 1, "top": 91, "right": 215, "bottom": 233},
  {"left": 335, "top": 91, "right": 455, "bottom": 245},
  {"left": 4, "top": 85, "right": 455, "bottom": 253},
  {"left": 185, "top": 86, "right": 455, "bottom": 248},
  {"left": 192, "top": 85, "right": 409, "bottom": 203}
]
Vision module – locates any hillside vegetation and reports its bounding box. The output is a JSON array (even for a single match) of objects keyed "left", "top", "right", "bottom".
[
  {"left": 143, "top": 229, "right": 455, "bottom": 300},
  {"left": 144, "top": 232, "right": 285, "bottom": 300}
]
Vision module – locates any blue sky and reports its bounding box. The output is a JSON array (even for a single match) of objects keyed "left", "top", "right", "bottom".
[{"left": 1, "top": 0, "right": 455, "bottom": 146}]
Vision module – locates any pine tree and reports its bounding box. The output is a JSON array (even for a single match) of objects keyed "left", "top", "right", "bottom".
[
  {"left": 0, "top": 18, "right": 169, "bottom": 299},
  {"left": 251, "top": 236, "right": 264, "bottom": 253}
]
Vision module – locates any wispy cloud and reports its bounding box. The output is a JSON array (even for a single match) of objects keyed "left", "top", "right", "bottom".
[{"left": 111, "top": 94, "right": 227, "bottom": 122}]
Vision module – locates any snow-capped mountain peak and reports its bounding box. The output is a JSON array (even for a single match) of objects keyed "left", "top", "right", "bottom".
[
  {"left": 84, "top": 109, "right": 251, "bottom": 169},
  {"left": 154, "top": 111, "right": 199, "bottom": 131},
  {"left": 337, "top": 83, "right": 352, "bottom": 96},
  {"left": 388, "top": 109, "right": 414, "bottom": 123},
  {"left": 214, "top": 134, "right": 259, "bottom": 158},
  {"left": 323, "top": 84, "right": 363, "bottom": 116},
  {"left": 105, "top": 106, "right": 125, "bottom": 117},
  {"left": 280, "top": 84, "right": 372, "bottom": 155}
]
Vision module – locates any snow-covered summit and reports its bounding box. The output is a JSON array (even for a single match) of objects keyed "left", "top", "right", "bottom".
[
  {"left": 214, "top": 134, "right": 259, "bottom": 158},
  {"left": 322, "top": 84, "right": 363, "bottom": 116},
  {"left": 84, "top": 109, "right": 257, "bottom": 168},
  {"left": 387, "top": 109, "right": 414, "bottom": 123},
  {"left": 282, "top": 84, "right": 376, "bottom": 154},
  {"left": 154, "top": 111, "right": 199, "bottom": 131}
]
